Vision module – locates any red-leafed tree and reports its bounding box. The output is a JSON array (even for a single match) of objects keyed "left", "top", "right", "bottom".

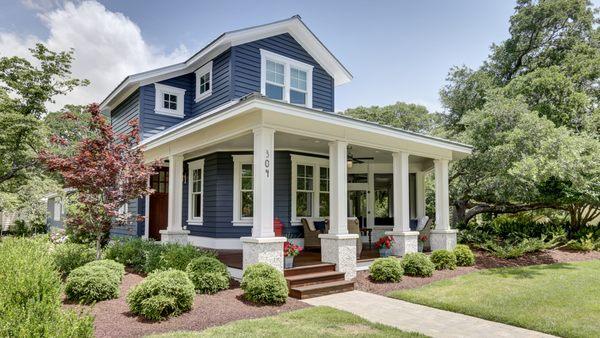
[{"left": 40, "top": 104, "right": 156, "bottom": 258}]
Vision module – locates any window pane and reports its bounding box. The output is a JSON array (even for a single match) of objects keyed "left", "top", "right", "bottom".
[
  {"left": 297, "top": 164, "right": 305, "bottom": 176},
  {"left": 290, "top": 68, "right": 307, "bottom": 90},
  {"left": 320, "top": 179, "right": 328, "bottom": 191},
  {"left": 170, "top": 94, "right": 177, "bottom": 102},
  {"left": 164, "top": 93, "right": 169, "bottom": 101},
  {"left": 163, "top": 101, "right": 169, "bottom": 109},
  {"left": 242, "top": 191, "right": 253, "bottom": 217},
  {"left": 296, "top": 192, "right": 312, "bottom": 217},
  {"left": 290, "top": 90, "right": 306, "bottom": 105},
  {"left": 306, "top": 165, "right": 313, "bottom": 177},
  {"left": 319, "top": 192, "right": 329, "bottom": 217},
  {"left": 266, "top": 60, "right": 284, "bottom": 84},
  {"left": 193, "top": 194, "right": 202, "bottom": 218},
  {"left": 265, "top": 83, "right": 284, "bottom": 100},
  {"left": 242, "top": 164, "right": 253, "bottom": 177},
  {"left": 242, "top": 177, "right": 253, "bottom": 190},
  {"left": 169, "top": 102, "right": 177, "bottom": 110},
  {"left": 320, "top": 167, "right": 329, "bottom": 179}
]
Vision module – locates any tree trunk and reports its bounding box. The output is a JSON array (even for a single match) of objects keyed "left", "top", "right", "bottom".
[
  {"left": 453, "top": 200, "right": 469, "bottom": 226},
  {"left": 458, "top": 202, "right": 552, "bottom": 225},
  {"left": 95, "top": 233, "right": 102, "bottom": 260}
]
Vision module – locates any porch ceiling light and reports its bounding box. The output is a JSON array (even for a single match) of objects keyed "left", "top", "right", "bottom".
[{"left": 347, "top": 159, "right": 353, "bottom": 169}]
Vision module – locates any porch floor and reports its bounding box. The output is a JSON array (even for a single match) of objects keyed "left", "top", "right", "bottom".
[{"left": 216, "top": 244, "right": 380, "bottom": 270}]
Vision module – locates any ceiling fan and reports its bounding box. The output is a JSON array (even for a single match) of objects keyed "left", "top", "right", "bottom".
[{"left": 347, "top": 146, "right": 374, "bottom": 164}]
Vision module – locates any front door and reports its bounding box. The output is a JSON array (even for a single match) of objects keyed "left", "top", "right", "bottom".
[
  {"left": 149, "top": 167, "right": 169, "bottom": 241},
  {"left": 348, "top": 183, "right": 369, "bottom": 228}
]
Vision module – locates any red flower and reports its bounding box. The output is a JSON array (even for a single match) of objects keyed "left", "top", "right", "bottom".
[{"left": 375, "top": 236, "right": 395, "bottom": 250}]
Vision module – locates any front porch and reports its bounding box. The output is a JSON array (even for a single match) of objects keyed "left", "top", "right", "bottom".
[{"left": 142, "top": 95, "right": 471, "bottom": 282}]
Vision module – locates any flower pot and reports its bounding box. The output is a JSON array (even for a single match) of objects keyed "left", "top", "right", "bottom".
[
  {"left": 379, "top": 248, "right": 391, "bottom": 257},
  {"left": 418, "top": 242, "right": 424, "bottom": 252},
  {"left": 284, "top": 256, "right": 294, "bottom": 269}
]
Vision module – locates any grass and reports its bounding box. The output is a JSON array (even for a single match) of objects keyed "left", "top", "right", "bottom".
[
  {"left": 389, "top": 260, "right": 600, "bottom": 338},
  {"left": 147, "top": 306, "right": 426, "bottom": 338}
]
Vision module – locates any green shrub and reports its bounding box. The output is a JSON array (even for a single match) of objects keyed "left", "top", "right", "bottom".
[
  {"left": 127, "top": 269, "right": 195, "bottom": 320},
  {"left": 480, "top": 237, "right": 551, "bottom": 259},
  {"left": 565, "top": 234, "right": 595, "bottom": 251},
  {"left": 0, "top": 237, "right": 94, "bottom": 337},
  {"left": 369, "top": 257, "right": 404, "bottom": 282},
  {"left": 430, "top": 250, "right": 457, "bottom": 270},
  {"left": 454, "top": 244, "right": 476, "bottom": 266},
  {"left": 401, "top": 252, "right": 435, "bottom": 277},
  {"left": 85, "top": 259, "right": 125, "bottom": 281},
  {"left": 241, "top": 263, "right": 288, "bottom": 305},
  {"left": 52, "top": 243, "right": 96, "bottom": 277},
  {"left": 65, "top": 265, "right": 120, "bottom": 304},
  {"left": 104, "top": 237, "right": 157, "bottom": 272},
  {"left": 145, "top": 243, "right": 217, "bottom": 273},
  {"left": 186, "top": 256, "right": 230, "bottom": 294}
]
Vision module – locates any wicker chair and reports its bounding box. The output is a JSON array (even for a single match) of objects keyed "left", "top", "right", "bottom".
[{"left": 301, "top": 218, "right": 322, "bottom": 249}]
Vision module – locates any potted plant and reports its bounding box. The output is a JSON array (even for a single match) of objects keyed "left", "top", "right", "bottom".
[
  {"left": 283, "top": 241, "right": 302, "bottom": 268},
  {"left": 375, "top": 236, "right": 394, "bottom": 257},
  {"left": 418, "top": 235, "right": 428, "bottom": 252}
]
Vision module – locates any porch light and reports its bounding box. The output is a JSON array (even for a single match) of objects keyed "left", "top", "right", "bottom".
[{"left": 347, "top": 160, "right": 353, "bottom": 169}]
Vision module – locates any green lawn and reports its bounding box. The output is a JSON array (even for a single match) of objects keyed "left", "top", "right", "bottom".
[
  {"left": 390, "top": 260, "right": 600, "bottom": 338},
  {"left": 147, "top": 306, "right": 425, "bottom": 338}
]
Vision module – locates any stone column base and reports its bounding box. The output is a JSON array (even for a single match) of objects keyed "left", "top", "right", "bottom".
[
  {"left": 430, "top": 229, "right": 458, "bottom": 251},
  {"left": 385, "top": 230, "right": 418, "bottom": 256},
  {"left": 240, "top": 237, "right": 286, "bottom": 271},
  {"left": 159, "top": 229, "right": 190, "bottom": 244},
  {"left": 319, "top": 233, "right": 359, "bottom": 280}
]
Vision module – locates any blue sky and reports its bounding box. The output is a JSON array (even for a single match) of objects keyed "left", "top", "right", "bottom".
[{"left": 0, "top": 0, "right": 518, "bottom": 112}]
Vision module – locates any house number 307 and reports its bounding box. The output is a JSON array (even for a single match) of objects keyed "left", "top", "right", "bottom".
[{"left": 264, "top": 149, "right": 270, "bottom": 178}]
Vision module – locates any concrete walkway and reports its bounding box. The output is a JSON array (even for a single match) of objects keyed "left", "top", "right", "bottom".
[{"left": 303, "top": 291, "right": 555, "bottom": 338}]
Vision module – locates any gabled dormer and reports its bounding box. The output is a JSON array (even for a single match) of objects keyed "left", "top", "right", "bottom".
[{"left": 101, "top": 16, "right": 352, "bottom": 139}]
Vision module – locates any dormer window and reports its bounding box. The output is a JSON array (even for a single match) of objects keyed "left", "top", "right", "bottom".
[
  {"left": 154, "top": 83, "right": 185, "bottom": 118},
  {"left": 195, "top": 61, "right": 212, "bottom": 102},
  {"left": 260, "top": 49, "right": 313, "bottom": 108}
]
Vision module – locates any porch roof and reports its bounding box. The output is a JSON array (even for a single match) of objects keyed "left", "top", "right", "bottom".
[{"left": 140, "top": 93, "right": 472, "bottom": 161}]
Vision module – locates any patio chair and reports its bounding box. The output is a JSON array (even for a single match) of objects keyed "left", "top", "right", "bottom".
[
  {"left": 301, "top": 218, "right": 322, "bottom": 249},
  {"left": 418, "top": 217, "right": 433, "bottom": 251}
]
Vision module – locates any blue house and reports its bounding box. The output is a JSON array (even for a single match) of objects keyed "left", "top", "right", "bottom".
[{"left": 84, "top": 16, "right": 471, "bottom": 283}]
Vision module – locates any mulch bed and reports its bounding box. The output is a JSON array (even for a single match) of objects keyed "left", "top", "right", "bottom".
[
  {"left": 63, "top": 273, "right": 309, "bottom": 338},
  {"left": 355, "top": 248, "right": 600, "bottom": 295}
]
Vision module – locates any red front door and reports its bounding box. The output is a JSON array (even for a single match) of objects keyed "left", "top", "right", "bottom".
[{"left": 149, "top": 167, "right": 169, "bottom": 241}]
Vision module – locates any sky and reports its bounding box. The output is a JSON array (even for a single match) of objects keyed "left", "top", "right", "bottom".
[{"left": 0, "top": 0, "right": 522, "bottom": 113}]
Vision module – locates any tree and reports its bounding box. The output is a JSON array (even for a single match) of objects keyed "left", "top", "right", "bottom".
[
  {"left": 342, "top": 101, "right": 441, "bottom": 134},
  {"left": 40, "top": 104, "right": 155, "bottom": 258}
]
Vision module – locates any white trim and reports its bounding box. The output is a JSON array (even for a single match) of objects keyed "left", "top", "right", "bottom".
[
  {"left": 187, "top": 235, "right": 242, "bottom": 249},
  {"left": 154, "top": 83, "right": 186, "bottom": 118},
  {"left": 194, "top": 61, "right": 213, "bottom": 102},
  {"left": 290, "top": 154, "right": 329, "bottom": 223},
  {"left": 232, "top": 154, "right": 254, "bottom": 225},
  {"left": 260, "top": 49, "right": 313, "bottom": 108},
  {"left": 144, "top": 190, "right": 150, "bottom": 240},
  {"left": 187, "top": 159, "right": 205, "bottom": 225}
]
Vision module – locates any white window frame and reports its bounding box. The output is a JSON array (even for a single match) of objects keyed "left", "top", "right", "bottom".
[
  {"left": 154, "top": 83, "right": 186, "bottom": 118},
  {"left": 187, "top": 159, "right": 205, "bottom": 225},
  {"left": 194, "top": 61, "right": 213, "bottom": 103},
  {"left": 232, "top": 155, "right": 254, "bottom": 226},
  {"left": 260, "top": 49, "right": 313, "bottom": 108},
  {"left": 290, "top": 154, "right": 329, "bottom": 223},
  {"left": 53, "top": 198, "right": 62, "bottom": 221}
]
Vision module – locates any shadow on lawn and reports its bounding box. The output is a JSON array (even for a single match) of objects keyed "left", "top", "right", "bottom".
[{"left": 481, "top": 262, "right": 576, "bottom": 279}]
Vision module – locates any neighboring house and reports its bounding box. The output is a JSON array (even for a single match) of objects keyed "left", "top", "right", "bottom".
[
  {"left": 64, "top": 16, "right": 472, "bottom": 280},
  {"left": 1, "top": 212, "right": 17, "bottom": 232}
]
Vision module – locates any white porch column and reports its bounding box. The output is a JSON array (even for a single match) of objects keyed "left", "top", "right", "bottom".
[
  {"left": 241, "top": 127, "right": 285, "bottom": 271},
  {"left": 319, "top": 141, "right": 358, "bottom": 280},
  {"left": 386, "top": 152, "right": 418, "bottom": 256},
  {"left": 160, "top": 154, "right": 190, "bottom": 244},
  {"left": 430, "top": 159, "right": 457, "bottom": 250},
  {"left": 415, "top": 171, "right": 426, "bottom": 218}
]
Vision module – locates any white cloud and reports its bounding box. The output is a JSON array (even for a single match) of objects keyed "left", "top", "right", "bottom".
[
  {"left": 2, "top": 1, "right": 190, "bottom": 111},
  {"left": 20, "top": 0, "right": 64, "bottom": 11}
]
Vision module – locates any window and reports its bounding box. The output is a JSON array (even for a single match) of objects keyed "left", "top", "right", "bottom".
[
  {"left": 319, "top": 167, "right": 329, "bottom": 217},
  {"left": 194, "top": 61, "right": 212, "bottom": 102},
  {"left": 150, "top": 169, "right": 169, "bottom": 193},
  {"left": 296, "top": 164, "right": 313, "bottom": 217},
  {"left": 154, "top": 83, "right": 185, "bottom": 117},
  {"left": 232, "top": 155, "right": 253, "bottom": 225},
  {"left": 260, "top": 49, "right": 313, "bottom": 108},
  {"left": 187, "top": 159, "right": 204, "bottom": 224}
]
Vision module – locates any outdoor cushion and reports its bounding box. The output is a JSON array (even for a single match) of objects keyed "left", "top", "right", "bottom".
[
  {"left": 305, "top": 218, "right": 316, "bottom": 231},
  {"left": 416, "top": 216, "right": 429, "bottom": 231},
  {"left": 409, "top": 219, "right": 419, "bottom": 231},
  {"left": 313, "top": 221, "right": 326, "bottom": 233}
]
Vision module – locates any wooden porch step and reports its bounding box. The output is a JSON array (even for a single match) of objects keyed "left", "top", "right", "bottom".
[
  {"left": 289, "top": 280, "right": 355, "bottom": 299},
  {"left": 284, "top": 263, "right": 335, "bottom": 277},
  {"left": 286, "top": 271, "right": 346, "bottom": 287}
]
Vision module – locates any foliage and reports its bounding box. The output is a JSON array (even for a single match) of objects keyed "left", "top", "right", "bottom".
[
  {"left": 39, "top": 104, "right": 156, "bottom": 259},
  {"left": 85, "top": 259, "right": 125, "bottom": 281},
  {"left": 390, "top": 260, "right": 600, "bottom": 337},
  {"left": 369, "top": 257, "right": 404, "bottom": 282},
  {"left": 51, "top": 242, "right": 95, "bottom": 277},
  {"left": 375, "top": 235, "right": 394, "bottom": 250},
  {"left": 145, "top": 243, "right": 217, "bottom": 273},
  {"left": 104, "top": 237, "right": 157, "bottom": 272},
  {"left": 127, "top": 269, "right": 195, "bottom": 321},
  {"left": 400, "top": 253, "right": 435, "bottom": 277},
  {"left": 343, "top": 101, "right": 441, "bottom": 134},
  {"left": 186, "top": 256, "right": 230, "bottom": 294},
  {"left": 0, "top": 237, "right": 94, "bottom": 337},
  {"left": 283, "top": 241, "right": 302, "bottom": 257},
  {"left": 241, "top": 263, "right": 288, "bottom": 305},
  {"left": 564, "top": 233, "right": 596, "bottom": 251},
  {"left": 430, "top": 250, "right": 457, "bottom": 270},
  {"left": 65, "top": 264, "right": 120, "bottom": 304},
  {"left": 479, "top": 237, "right": 553, "bottom": 259},
  {"left": 453, "top": 244, "right": 475, "bottom": 266}
]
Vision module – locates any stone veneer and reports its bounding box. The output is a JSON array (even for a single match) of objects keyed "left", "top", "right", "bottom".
[
  {"left": 386, "top": 230, "right": 419, "bottom": 256},
  {"left": 429, "top": 229, "right": 458, "bottom": 251},
  {"left": 240, "top": 237, "right": 286, "bottom": 271},
  {"left": 159, "top": 229, "right": 190, "bottom": 244},
  {"left": 319, "top": 234, "right": 359, "bottom": 280}
]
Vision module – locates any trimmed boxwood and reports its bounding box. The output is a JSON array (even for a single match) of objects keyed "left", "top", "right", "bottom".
[
  {"left": 126, "top": 269, "right": 195, "bottom": 321},
  {"left": 369, "top": 257, "right": 404, "bottom": 282},
  {"left": 186, "top": 256, "right": 230, "bottom": 294},
  {"left": 430, "top": 250, "right": 457, "bottom": 270},
  {"left": 65, "top": 265, "right": 121, "bottom": 304},
  {"left": 454, "top": 244, "right": 476, "bottom": 266},
  {"left": 241, "top": 263, "right": 288, "bottom": 305},
  {"left": 401, "top": 252, "right": 435, "bottom": 277},
  {"left": 86, "top": 259, "right": 125, "bottom": 281},
  {"left": 144, "top": 243, "right": 217, "bottom": 273},
  {"left": 104, "top": 238, "right": 155, "bottom": 272},
  {"left": 52, "top": 243, "right": 96, "bottom": 277}
]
